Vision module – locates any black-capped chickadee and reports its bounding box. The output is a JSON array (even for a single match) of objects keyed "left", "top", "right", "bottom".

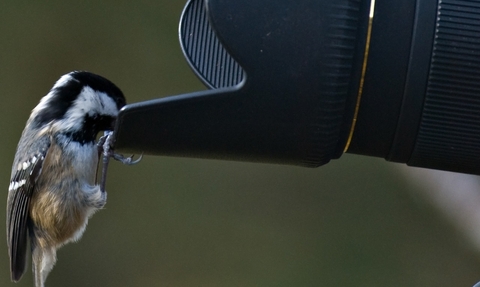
[{"left": 6, "top": 71, "right": 133, "bottom": 287}]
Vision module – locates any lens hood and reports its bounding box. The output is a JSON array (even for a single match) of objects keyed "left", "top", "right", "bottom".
[{"left": 115, "top": 0, "right": 371, "bottom": 167}]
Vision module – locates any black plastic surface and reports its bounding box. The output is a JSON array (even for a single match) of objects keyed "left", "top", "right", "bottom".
[
  {"left": 387, "top": 0, "right": 437, "bottom": 163},
  {"left": 114, "top": 0, "right": 370, "bottom": 167}
]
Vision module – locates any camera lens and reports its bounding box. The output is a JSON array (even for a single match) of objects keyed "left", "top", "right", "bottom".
[{"left": 115, "top": 0, "right": 480, "bottom": 175}]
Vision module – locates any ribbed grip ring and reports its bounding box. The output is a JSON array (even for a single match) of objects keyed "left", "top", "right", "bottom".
[
  {"left": 180, "top": 0, "right": 245, "bottom": 89},
  {"left": 408, "top": 0, "right": 480, "bottom": 174}
]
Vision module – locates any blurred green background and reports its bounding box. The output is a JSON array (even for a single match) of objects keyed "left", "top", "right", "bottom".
[{"left": 1, "top": 1, "right": 480, "bottom": 287}]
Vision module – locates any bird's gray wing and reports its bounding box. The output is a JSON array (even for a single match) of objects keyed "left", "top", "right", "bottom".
[{"left": 7, "top": 137, "right": 51, "bottom": 282}]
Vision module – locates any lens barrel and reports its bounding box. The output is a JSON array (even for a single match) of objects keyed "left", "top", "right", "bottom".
[
  {"left": 348, "top": 0, "right": 437, "bottom": 161},
  {"left": 350, "top": 0, "right": 480, "bottom": 175}
]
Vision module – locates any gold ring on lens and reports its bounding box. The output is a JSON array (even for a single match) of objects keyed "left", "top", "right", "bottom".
[{"left": 343, "top": 0, "right": 376, "bottom": 153}]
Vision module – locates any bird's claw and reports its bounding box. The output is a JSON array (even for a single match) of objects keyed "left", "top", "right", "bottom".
[
  {"left": 99, "top": 131, "right": 143, "bottom": 165},
  {"left": 96, "top": 131, "right": 142, "bottom": 192},
  {"left": 112, "top": 153, "right": 143, "bottom": 165}
]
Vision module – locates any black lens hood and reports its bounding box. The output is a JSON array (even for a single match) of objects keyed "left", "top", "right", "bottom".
[{"left": 114, "top": 0, "right": 371, "bottom": 167}]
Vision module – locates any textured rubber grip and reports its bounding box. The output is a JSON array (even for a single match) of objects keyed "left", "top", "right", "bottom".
[
  {"left": 180, "top": 0, "right": 244, "bottom": 89},
  {"left": 408, "top": 0, "right": 480, "bottom": 174}
]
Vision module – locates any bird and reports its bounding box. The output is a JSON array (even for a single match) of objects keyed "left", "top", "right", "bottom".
[{"left": 7, "top": 71, "right": 127, "bottom": 287}]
